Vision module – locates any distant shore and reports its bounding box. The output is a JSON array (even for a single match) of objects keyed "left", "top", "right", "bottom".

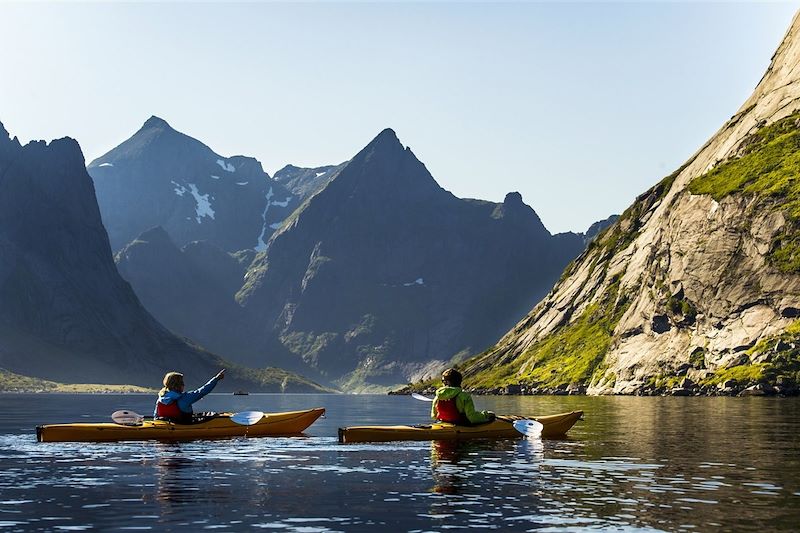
[{"left": 0, "top": 384, "right": 156, "bottom": 394}]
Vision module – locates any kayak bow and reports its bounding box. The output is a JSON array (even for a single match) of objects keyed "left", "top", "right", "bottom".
[
  {"left": 37, "top": 407, "right": 325, "bottom": 443},
  {"left": 338, "top": 410, "right": 582, "bottom": 443}
]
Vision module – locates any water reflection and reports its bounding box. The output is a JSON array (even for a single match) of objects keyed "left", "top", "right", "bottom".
[{"left": 0, "top": 395, "right": 798, "bottom": 531}]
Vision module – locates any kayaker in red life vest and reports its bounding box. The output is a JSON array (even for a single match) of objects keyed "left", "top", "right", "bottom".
[
  {"left": 431, "top": 368, "right": 495, "bottom": 425},
  {"left": 154, "top": 369, "right": 225, "bottom": 423}
]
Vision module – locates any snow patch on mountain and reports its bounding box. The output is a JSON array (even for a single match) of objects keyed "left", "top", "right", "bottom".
[
  {"left": 187, "top": 183, "right": 215, "bottom": 223},
  {"left": 315, "top": 171, "right": 326, "bottom": 177},
  {"left": 98, "top": 163, "right": 114, "bottom": 167},
  {"left": 255, "top": 188, "right": 294, "bottom": 251},
  {"left": 403, "top": 278, "right": 425, "bottom": 287},
  {"left": 172, "top": 181, "right": 187, "bottom": 197},
  {"left": 210, "top": 175, "right": 221, "bottom": 180},
  {"left": 255, "top": 187, "right": 275, "bottom": 252},
  {"left": 216, "top": 159, "right": 235, "bottom": 173},
  {"left": 236, "top": 182, "right": 249, "bottom": 186}
]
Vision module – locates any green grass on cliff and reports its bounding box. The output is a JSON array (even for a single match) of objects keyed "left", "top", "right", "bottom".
[
  {"left": 688, "top": 111, "right": 800, "bottom": 272},
  {"left": 468, "top": 275, "right": 631, "bottom": 389},
  {"left": 700, "top": 320, "right": 800, "bottom": 387}
]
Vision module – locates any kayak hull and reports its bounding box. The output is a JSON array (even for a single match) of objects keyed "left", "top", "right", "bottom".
[
  {"left": 338, "top": 410, "right": 582, "bottom": 443},
  {"left": 37, "top": 408, "right": 325, "bottom": 443}
]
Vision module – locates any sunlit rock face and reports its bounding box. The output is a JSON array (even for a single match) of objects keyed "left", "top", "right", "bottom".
[
  {"left": 88, "top": 116, "right": 295, "bottom": 253},
  {"left": 462, "top": 13, "right": 800, "bottom": 395}
]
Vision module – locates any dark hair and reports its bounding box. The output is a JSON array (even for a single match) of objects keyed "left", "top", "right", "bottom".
[{"left": 442, "top": 368, "right": 463, "bottom": 387}]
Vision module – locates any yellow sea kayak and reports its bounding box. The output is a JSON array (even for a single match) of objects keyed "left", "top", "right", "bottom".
[
  {"left": 37, "top": 407, "right": 325, "bottom": 443},
  {"left": 338, "top": 410, "right": 583, "bottom": 443}
]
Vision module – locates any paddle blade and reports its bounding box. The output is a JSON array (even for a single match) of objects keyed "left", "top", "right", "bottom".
[
  {"left": 112, "top": 410, "right": 144, "bottom": 426},
  {"left": 411, "top": 393, "right": 434, "bottom": 402},
  {"left": 513, "top": 419, "right": 544, "bottom": 439},
  {"left": 230, "top": 411, "right": 264, "bottom": 426}
]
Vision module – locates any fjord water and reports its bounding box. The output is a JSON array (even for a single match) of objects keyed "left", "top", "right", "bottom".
[{"left": 0, "top": 394, "right": 797, "bottom": 532}]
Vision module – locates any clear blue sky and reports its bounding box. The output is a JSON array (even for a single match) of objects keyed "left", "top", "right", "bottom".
[{"left": 1, "top": 2, "right": 797, "bottom": 233}]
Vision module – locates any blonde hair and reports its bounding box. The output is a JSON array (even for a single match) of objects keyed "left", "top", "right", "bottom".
[{"left": 159, "top": 372, "right": 184, "bottom": 397}]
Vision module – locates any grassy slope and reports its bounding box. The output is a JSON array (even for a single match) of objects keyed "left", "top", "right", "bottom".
[
  {"left": 688, "top": 111, "right": 800, "bottom": 273},
  {"left": 466, "top": 273, "right": 631, "bottom": 389},
  {"left": 441, "top": 114, "right": 800, "bottom": 392}
]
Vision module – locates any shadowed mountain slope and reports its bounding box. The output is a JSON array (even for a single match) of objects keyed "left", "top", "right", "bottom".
[{"left": 0, "top": 121, "right": 324, "bottom": 392}]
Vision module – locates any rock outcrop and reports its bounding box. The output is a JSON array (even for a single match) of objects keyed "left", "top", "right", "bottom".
[
  {"left": 461, "top": 12, "right": 800, "bottom": 395},
  {"left": 273, "top": 163, "right": 348, "bottom": 201}
]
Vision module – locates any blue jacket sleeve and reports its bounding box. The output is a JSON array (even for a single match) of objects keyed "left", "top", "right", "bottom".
[{"left": 177, "top": 376, "right": 220, "bottom": 413}]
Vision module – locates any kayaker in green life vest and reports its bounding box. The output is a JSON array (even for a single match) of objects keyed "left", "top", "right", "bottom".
[{"left": 431, "top": 368, "right": 495, "bottom": 425}]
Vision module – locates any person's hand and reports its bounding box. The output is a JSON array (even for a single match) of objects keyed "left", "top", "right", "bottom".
[
  {"left": 214, "top": 369, "right": 226, "bottom": 381},
  {"left": 486, "top": 411, "right": 496, "bottom": 422}
]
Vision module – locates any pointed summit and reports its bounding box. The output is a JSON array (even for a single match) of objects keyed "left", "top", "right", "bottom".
[
  {"left": 141, "top": 115, "right": 172, "bottom": 131},
  {"left": 356, "top": 128, "right": 406, "bottom": 162}
]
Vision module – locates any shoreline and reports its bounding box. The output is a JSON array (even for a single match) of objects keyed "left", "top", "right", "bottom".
[{"left": 391, "top": 382, "right": 800, "bottom": 398}]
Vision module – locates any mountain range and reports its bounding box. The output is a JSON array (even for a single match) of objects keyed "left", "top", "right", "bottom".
[
  {"left": 110, "top": 126, "right": 612, "bottom": 390},
  {"left": 0, "top": 120, "right": 324, "bottom": 392}
]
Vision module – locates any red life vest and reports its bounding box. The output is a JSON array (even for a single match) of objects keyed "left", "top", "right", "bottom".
[
  {"left": 156, "top": 399, "right": 183, "bottom": 420},
  {"left": 436, "top": 398, "right": 466, "bottom": 424}
]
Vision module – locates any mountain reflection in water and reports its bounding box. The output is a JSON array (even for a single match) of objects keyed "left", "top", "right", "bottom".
[{"left": 0, "top": 393, "right": 797, "bottom": 531}]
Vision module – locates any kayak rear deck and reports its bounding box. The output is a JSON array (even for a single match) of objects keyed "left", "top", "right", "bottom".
[
  {"left": 338, "top": 410, "right": 583, "bottom": 443},
  {"left": 37, "top": 408, "right": 325, "bottom": 443}
]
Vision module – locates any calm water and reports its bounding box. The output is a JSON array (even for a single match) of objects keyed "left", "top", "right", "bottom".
[{"left": 0, "top": 394, "right": 798, "bottom": 532}]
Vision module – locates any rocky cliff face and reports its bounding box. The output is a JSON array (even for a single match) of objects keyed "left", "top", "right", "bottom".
[
  {"left": 0, "top": 121, "right": 323, "bottom": 392},
  {"left": 462, "top": 13, "right": 800, "bottom": 395},
  {"left": 273, "top": 163, "right": 347, "bottom": 201},
  {"left": 235, "top": 129, "right": 587, "bottom": 389},
  {"left": 88, "top": 116, "right": 296, "bottom": 252}
]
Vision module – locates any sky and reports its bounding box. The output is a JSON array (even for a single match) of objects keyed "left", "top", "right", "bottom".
[{"left": 1, "top": 2, "right": 798, "bottom": 233}]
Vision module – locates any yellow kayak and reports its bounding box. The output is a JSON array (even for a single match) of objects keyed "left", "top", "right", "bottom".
[
  {"left": 338, "top": 410, "right": 583, "bottom": 443},
  {"left": 37, "top": 408, "right": 325, "bottom": 443}
]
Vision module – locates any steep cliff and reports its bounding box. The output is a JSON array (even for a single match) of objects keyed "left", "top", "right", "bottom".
[
  {"left": 462, "top": 13, "right": 800, "bottom": 395},
  {"left": 0, "top": 121, "right": 325, "bottom": 392}
]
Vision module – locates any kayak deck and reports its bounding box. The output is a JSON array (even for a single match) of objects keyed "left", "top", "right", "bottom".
[
  {"left": 338, "top": 410, "right": 583, "bottom": 443},
  {"left": 37, "top": 407, "right": 325, "bottom": 443}
]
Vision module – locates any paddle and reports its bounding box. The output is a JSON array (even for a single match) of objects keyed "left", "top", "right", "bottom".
[
  {"left": 111, "top": 410, "right": 265, "bottom": 426},
  {"left": 512, "top": 419, "right": 544, "bottom": 439},
  {"left": 409, "top": 394, "right": 544, "bottom": 438},
  {"left": 411, "top": 393, "right": 434, "bottom": 402},
  {"left": 229, "top": 411, "right": 264, "bottom": 425},
  {"left": 111, "top": 410, "right": 144, "bottom": 426}
]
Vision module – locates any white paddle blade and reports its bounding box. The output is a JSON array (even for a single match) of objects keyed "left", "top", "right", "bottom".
[
  {"left": 513, "top": 419, "right": 544, "bottom": 439},
  {"left": 230, "top": 411, "right": 264, "bottom": 426},
  {"left": 112, "top": 410, "right": 144, "bottom": 426},
  {"left": 411, "top": 393, "right": 434, "bottom": 402}
]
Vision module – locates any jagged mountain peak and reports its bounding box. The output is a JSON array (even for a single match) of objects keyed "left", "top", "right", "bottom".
[
  {"left": 141, "top": 115, "right": 172, "bottom": 131},
  {"left": 503, "top": 191, "right": 524, "bottom": 206},
  {"left": 0, "top": 121, "right": 23, "bottom": 159}
]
